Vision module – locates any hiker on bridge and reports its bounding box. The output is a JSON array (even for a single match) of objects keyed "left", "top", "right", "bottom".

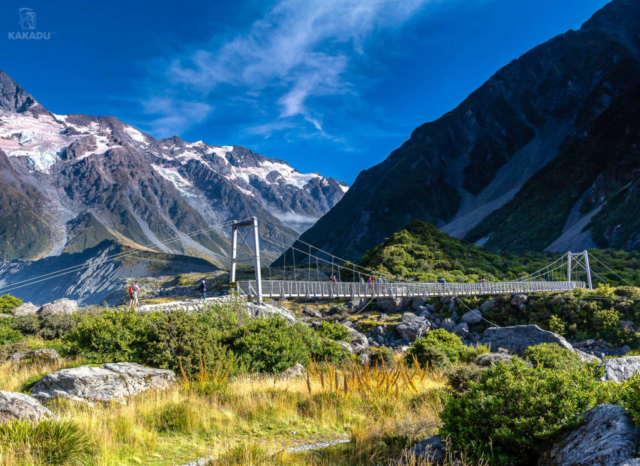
[
  {"left": 128, "top": 281, "right": 140, "bottom": 308},
  {"left": 199, "top": 280, "right": 207, "bottom": 301}
]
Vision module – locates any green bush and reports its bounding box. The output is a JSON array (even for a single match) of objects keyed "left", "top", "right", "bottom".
[
  {"left": 406, "top": 344, "right": 451, "bottom": 370},
  {"left": 440, "top": 359, "right": 619, "bottom": 465},
  {"left": 0, "top": 326, "right": 23, "bottom": 345},
  {"left": 314, "top": 339, "right": 349, "bottom": 363},
  {"left": 368, "top": 346, "right": 395, "bottom": 368},
  {"left": 459, "top": 344, "right": 490, "bottom": 363},
  {"left": 620, "top": 372, "right": 640, "bottom": 425},
  {"left": 0, "top": 294, "right": 22, "bottom": 314},
  {"left": 445, "top": 364, "right": 485, "bottom": 397},
  {"left": 233, "top": 317, "right": 322, "bottom": 373},
  {"left": 592, "top": 308, "right": 620, "bottom": 332},
  {"left": 0, "top": 420, "right": 94, "bottom": 465},
  {"left": 409, "top": 329, "right": 464, "bottom": 364},
  {"left": 0, "top": 342, "right": 29, "bottom": 360},
  {"left": 316, "top": 321, "right": 351, "bottom": 342},
  {"left": 523, "top": 343, "right": 583, "bottom": 371}
]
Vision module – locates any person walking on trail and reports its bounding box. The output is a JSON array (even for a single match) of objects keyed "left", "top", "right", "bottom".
[
  {"left": 199, "top": 280, "right": 207, "bottom": 301},
  {"left": 128, "top": 281, "right": 140, "bottom": 307}
]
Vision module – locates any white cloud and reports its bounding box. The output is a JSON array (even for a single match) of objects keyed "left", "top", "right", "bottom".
[
  {"left": 152, "top": 0, "right": 434, "bottom": 136},
  {"left": 141, "top": 97, "right": 214, "bottom": 137}
]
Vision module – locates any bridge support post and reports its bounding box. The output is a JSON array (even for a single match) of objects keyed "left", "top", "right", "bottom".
[
  {"left": 230, "top": 217, "right": 263, "bottom": 305},
  {"left": 583, "top": 250, "right": 593, "bottom": 290},
  {"left": 567, "top": 251, "right": 572, "bottom": 285},
  {"left": 230, "top": 221, "right": 238, "bottom": 283},
  {"left": 253, "top": 217, "right": 263, "bottom": 304}
]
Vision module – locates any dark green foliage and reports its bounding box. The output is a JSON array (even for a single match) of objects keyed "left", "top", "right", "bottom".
[
  {"left": 233, "top": 317, "right": 323, "bottom": 374},
  {"left": 406, "top": 344, "right": 451, "bottom": 370},
  {"left": 316, "top": 321, "right": 351, "bottom": 342},
  {"left": 621, "top": 372, "right": 640, "bottom": 425},
  {"left": 0, "top": 294, "right": 22, "bottom": 314},
  {"left": 315, "top": 339, "right": 349, "bottom": 363},
  {"left": 0, "top": 325, "right": 23, "bottom": 345},
  {"left": 523, "top": 343, "right": 583, "bottom": 371},
  {"left": 0, "top": 420, "right": 95, "bottom": 465},
  {"left": 440, "top": 360, "right": 619, "bottom": 466},
  {"left": 368, "top": 346, "right": 395, "bottom": 368},
  {"left": 416, "top": 329, "right": 464, "bottom": 363},
  {"left": 445, "top": 364, "right": 485, "bottom": 397},
  {"left": 0, "top": 341, "right": 29, "bottom": 360}
]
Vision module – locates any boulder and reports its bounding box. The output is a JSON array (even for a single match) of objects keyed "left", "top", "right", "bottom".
[
  {"left": 32, "top": 363, "right": 175, "bottom": 404},
  {"left": 281, "top": 363, "right": 304, "bottom": 379},
  {"left": 338, "top": 341, "right": 354, "bottom": 354},
  {"left": 397, "top": 318, "right": 430, "bottom": 343},
  {"left": 538, "top": 405, "right": 640, "bottom": 466},
  {"left": 573, "top": 349, "right": 601, "bottom": 364},
  {"left": 302, "top": 307, "right": 322, "bottom": 319},
  {"left": 620, "top": 321, "right": 636, "bottom": 333},
  {"left": 440, "top": 318, "right": 455, "bottom": 332},
  {"left": 39, "top": 298, "right": 78, "bottom": 315},
  {"left": 419, "top": 309, "right": 432, "bottom": 319},
  {"left": 482, "top": 325, "right": 573, "bottom": 355},
  {"left": 510, "top": 294, "right": 528, "bottom": 309},
  {"left": 9, "top": 349, "right": 61, "bottom": 364},
  {"left": 411, "top": 297, "right": 426, "bottom": 310},
  {"left": 573, "top": 339, "right": 595, "bottom": 349},
  {"left": 404, "top": 435, "right": 446, "bottom": 465},
  {"left": 474, "top": 353, "right": 514, "bottom": 367},
  {"left": 480, "top": 300, "right": 497, "bottom": 312},
  {"left": 598, "top": 356, "right": 640, "bottom": 383},
  {"left": 460, "top": 309, "right": 483, "bottom": 325},
  {"left": 452, "top": 323, "right": 469, "bottom": 338},
  {"left": 0, "top": 391, "right": 57, "bottom": 424},
  {"left": 244, "top": 303, "right": 296, "bottom": 324},
  {"left": 376, "top": 297, "right": 406, "bottom": 313},
  {"left": 347, "top": 327, "right": 369, "bottom": 353},
  {"left": 11, "top": 302, "right": 39, "bottom": 316},
  {"left": 401, "top": 312, "right": 418, "bottom": 322}
]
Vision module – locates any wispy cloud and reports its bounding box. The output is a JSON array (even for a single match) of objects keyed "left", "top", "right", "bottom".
[
  {"left": 140, "top": 97, "right": 213, "bottom": 137},
  {"left": 145, "top": 0, "right": 434, "bottom": 138}
]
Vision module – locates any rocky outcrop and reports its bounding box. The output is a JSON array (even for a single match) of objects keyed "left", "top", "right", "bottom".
[
  {"left": 347, "top": 327, "right": 369, "bottom": 353},
  {"left": 40, "top": 298, "right": 78, "bottom": 315},
  {"left": 32, "top": 363, "right": 175, "bottom": 404},
  {"left": 9, "top": 349, "right": 61, "bottom": 363},
  {"left": 397, "top": 316, "right": 430, "bottom": 342},
  {"left": 11, "top": 302, "right": 38, "bottom": 316},
  {"left": 598, "top": 356, "right": 640, "bottom": 383},
  {"left": 539, "top": 405, "right": 640, "bottom": 466},
  {"left": 482, "top": 325, "right": 574, "bottom": 355},
  {"left": 0, "top": 391, "right": 56, "bottom": 424}
]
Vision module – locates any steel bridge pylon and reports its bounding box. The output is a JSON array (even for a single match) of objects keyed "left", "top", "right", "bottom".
[
  {"left": 230, "top": 217, "right": 263, "bottom": 305},
  {"left": 567, "top": 250, "right": 593, "bottom": 290}
]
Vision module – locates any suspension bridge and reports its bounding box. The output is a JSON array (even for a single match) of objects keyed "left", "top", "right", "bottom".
[{"left": 229, "top": 218, "right": 593, "bottom": 303}]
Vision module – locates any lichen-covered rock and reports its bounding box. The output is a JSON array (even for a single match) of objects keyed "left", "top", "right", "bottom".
[
  {"left": 461, "top": 309, "right": 483, "bottom": 325},
  {"left": 397, "top": 318, "right": 429, "bottom": 342},
  {"left": 0, "top": 391, "right": 57, "bottom": 423},
  {"left": 11, "top": 302, "right": 39, "bottom": 316},
  {"left": 302, "top": 307, "right": 322, "bottom": 319},
  {"left": 598, "top": 356, "right": 640, "bottom": 383},
  {"left": 482, "top": 325, "right": 573, "bottom": 355},
  {"left": 39, "top": 298, "right": 78, "bottom": 315},
  {"left": 538, "top": 405, "right": 640, "bottom": 466},
  {"left": 9, "top": 348, "right": 61, "bottom": 363},
  {"left": 32, "top": 363, "right": 175, "bottom": 404}
]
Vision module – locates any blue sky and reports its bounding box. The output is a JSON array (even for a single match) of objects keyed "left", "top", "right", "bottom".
[{"left": 1, "top": 0, "right": 610, "bottom": 184}]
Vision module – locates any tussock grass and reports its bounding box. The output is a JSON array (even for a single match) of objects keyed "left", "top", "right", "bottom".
[{"left": 0, "top": 357, "right": 444, "bottom": 465}]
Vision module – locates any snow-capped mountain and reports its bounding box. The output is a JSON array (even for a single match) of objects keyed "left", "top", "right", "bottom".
[{"left": 0, "top": 70, "right": 347, "bottom": 263}]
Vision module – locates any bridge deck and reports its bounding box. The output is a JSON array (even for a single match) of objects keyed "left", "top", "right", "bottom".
[{"left": 237, "top": 280, "right": 586, "bottom": 299}]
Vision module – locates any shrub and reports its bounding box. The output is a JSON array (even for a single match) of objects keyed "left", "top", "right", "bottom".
[
  {"left": 620, "top": 372, "right": 640, "bottom": 425},
  {"left": 233, "top": 317, "right": 322, "bottom": 373},
  {"left": 314, "top": 339, "right": 349, "bottom": 363},
  {"left": 548, "top": 315, "right": 565, "bottom": 335},
  {"left": 0, "top": 341, "right": 29, "bottom": 360},
  {"left": 440, "top": 359, "right": 619, "bottom": 465},
  {"left": 37, "top": 313, "right": 79, "bottom": 340},
  {"left": 0, "top": 294, "right": 22, "bottom": 314},
  {"left": 445, "top": 364, "right": 485, "bottom": 397},
  {"left": 316, "top": 321, "right": 351, "bottom": 342},
  {"left": 368, "top": 347, "right": 395, "bottom": 368},
  {"left": 523, "top": 343, "right": 583, "bottom": 371},
  {"left": 592, "top": 308, "right": 620, "bottom": 331},
  {"left": 0, "top": 420, "right": 94, "bottom": 465},
  {"left": 408, "top": 329, "right": 464, "bottom": 365},
  {"left": 406, "top": 344, "right": 450, "bottom": 370},
  {"left": 459, "top": 344, "right": 489, "bottom": 363},
  {"left": 0, "top": 326, "right": 23, "bottom": 345}
]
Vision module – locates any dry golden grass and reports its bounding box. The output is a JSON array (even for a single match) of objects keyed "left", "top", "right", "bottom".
[{"left": 0, "top": 357, "right": 445, "bottom": 466}]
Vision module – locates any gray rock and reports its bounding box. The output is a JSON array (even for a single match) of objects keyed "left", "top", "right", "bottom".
[
  {"left": 401, "top": 312, "right": 418, "bottom": 322},
  {"left": 418, "top": 309, "right": 432, "bottom": 319},
  {"left": 404, "top": 435, "right": 446, "bottom": 465},
  {"left": 281, "top": 363, "right": 304, "bottom": 379},
  {"left": 347, "top": 327, "right": 369, "bottom": 353},
  {"left": 411, "top": 297, "right": 426, "bottom": 310},
  {"left": 440, "top": 318, "right": 455, "bottom": 332},
  {"left": 475, "top": 353, "right": 514, "bottom": 367},
  {"left": 11, "top": 302, "right": 39, "bottom": 316},
  {"left": 620, "top": 320, "right": 636, "bottom": 333},
  {"left": 573, "top": 339, "right": 595, "bottom": 349},
  {"left": 302, "top": 307, "right": 322, "bottom": 319},
  {"left": 482, "top": 325, "right": 573, "bottom": 355},
  {"left": 359, "top": 353, "right": 370, "bottom": 366},
  {"left": 480, "top": 300, "right": 497, "bottom": 312},
  {"left": 9, "top": 348, "right": 61, "bottom": 363},
  {"left": 452, "top": 323, "right": 469, "bottom": 338},
  {"left": 598, "top": 356, "right": 640, "bottom": 383},
  {"left": 39, "top": 298, "right": 78, "bottom": 315},
  {"left": 338, "top": 341, "right": 354, "bottom": 354},
  {"left": 461, "top": 309, "right": 483, "bottom": 325},
  {"left": 573, "top": 349, "right": 601, "bottom": 363},
  {"left": 244, "top": 303, "right": 296, "bottom": 324},
  {"left": 539, "top": 405, "right": 640, "bottom": 466},
  {"left": 0, "top": 391, "right": 57, "bottom": 424},
  {"left": 372, "top": 325, "right": 385, "bottom": 336},
  {"left": 376, "top": 297, "right": 406, "bottom": 313},
  {"left": 397, "top": 318, "right": 430, "bottom": 342},
  {"left": 510, "top": 294, "right": 528, "bottom": 309},
  {"left": 32, "top": 363, "right": 175, "bottom": 404}
]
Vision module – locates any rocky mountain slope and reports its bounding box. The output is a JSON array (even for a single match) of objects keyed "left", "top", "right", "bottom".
[
  {"left": 292, "top": 0, "right": 640, "bottom": 259},
  {"left": 0, "top": 71, "right": 347, "bottom": 264}
]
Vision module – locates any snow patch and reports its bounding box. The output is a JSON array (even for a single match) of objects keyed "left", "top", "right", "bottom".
[
  {"left": 124, "top": 125, "right": 148, "bottom": 144},
  {"left": 151, "top": 164, "right": 196, "bottom": 197}
]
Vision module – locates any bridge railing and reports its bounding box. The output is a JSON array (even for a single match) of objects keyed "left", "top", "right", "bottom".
[{"left": 237, "top": 280, "right": 586, "bottom": 299}]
